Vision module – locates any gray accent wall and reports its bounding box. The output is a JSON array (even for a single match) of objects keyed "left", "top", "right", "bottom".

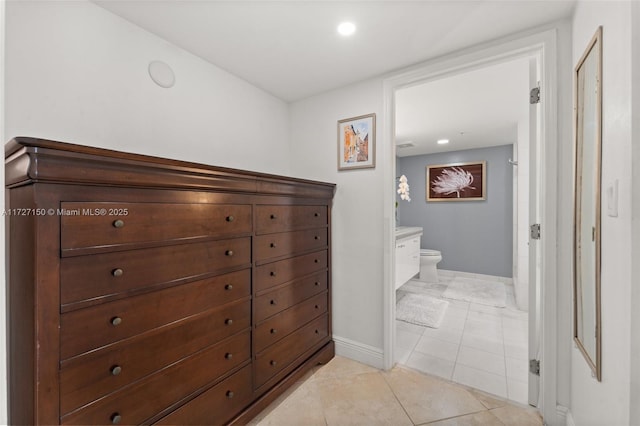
[{"left": 397, "top": 145, "right": 513, "bottom": 277}]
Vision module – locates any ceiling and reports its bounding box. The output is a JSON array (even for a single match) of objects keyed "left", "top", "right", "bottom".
[
  {"left": 395, "top": 57, "right": 530, "bottom": 157},
  {"left": 92, "top": 0, "right": 575, "bottom": 102}
]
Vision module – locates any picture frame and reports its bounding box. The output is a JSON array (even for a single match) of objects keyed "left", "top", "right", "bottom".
[
  {"left": 573, "top": 26, "right": 602, "bottom": 382},
  {"left": 337, "top": 113, "right": 376, "bottom": 171},
  {"left": 426, "top": 161, "right": 486, "bottom": 201}
]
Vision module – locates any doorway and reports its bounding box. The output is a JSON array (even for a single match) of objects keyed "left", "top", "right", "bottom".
[
  {"left": 381, "top": 28, "right": 559, "bottom": 424},
  {"left": 392, "top": 57, "right": 532, "bottom": 405}
]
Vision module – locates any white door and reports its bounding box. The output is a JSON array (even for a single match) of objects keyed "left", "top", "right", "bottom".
[{"left": 528, "top": 57, "right": 542, "bottom": 407}]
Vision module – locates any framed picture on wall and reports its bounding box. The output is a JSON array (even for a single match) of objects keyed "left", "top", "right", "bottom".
[
  {"left": 426, "top": 161, "right": 486, "bottom": 201},
  {"left": 337, "top": 113, "right": 376, "bottom": 171}
]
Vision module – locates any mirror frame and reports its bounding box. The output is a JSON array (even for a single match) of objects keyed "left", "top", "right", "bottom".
[{"left": 573, "top": 26, "right": 603, "bottom": 381}]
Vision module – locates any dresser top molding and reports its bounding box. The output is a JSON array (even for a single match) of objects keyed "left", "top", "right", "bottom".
[{"left": 5, "top": 137, "right": 335, "bottom": 198}]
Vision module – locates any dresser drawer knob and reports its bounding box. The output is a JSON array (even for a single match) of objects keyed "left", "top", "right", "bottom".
[
  {"left": 270, "top": 242, "right": 277, "bottom": 248},
  {"left": 110, "top": 365, "right": 122, "bottom": 376},
  {"left": 225, "top": 318, "right": 233, "bottom": 326},
  {"left": 270, "top": 214, "right": 277, "bottom": 220},
  {"left": 112, "top": 268, "right": 124, "bottom": 277},
  {"left": 270, "top": 328, "right": 277, "bottom": 334},
  {"left": 270, "top": 271, "right": 276, "bottom": 277},
  {"left": 226, "top": 215, "right": 235, "bottom": 222},
  {"left": 225, "top": 353, "right": 233, "bottom": 360},
  {"left": 315, "top": 282, "right": 320, "bottom": 286},
  {"left": 270, "top": 360, "right": 277, "bottom": 366},
  {"left": 315, "top": 329, "right": 319, "bottom": 334},
  {"left": 315, "top": 305, "right": 319, "bottom": 309},
  {"left": 112, "top": 219, "right": 125, "bottom": 229},
  {"left": 270, "top": 299, "right": 277, "bottom": 305},
  {"left": 110, "top": 413, "right": 122, "bottom": 425},
  {"left": 110, "top": 317, "right": 122, "bottom": 326},
  {"left": 314, "top": 259, "right": 319, "bottom": 263},
  {"left": 224, "top": 284, "right": 233, "bottom": 291},
  {"left": 314, "top": 236, "right": 319, "bottom": 240},
  {"left": 314, "top": 212, "right": 319, "bottom": 217},
  {"left": 226, "top": 390, "right": 234, "bottom": 399},
  {"left": 225, "top": 250, "right": 234, "bottom": 257}
]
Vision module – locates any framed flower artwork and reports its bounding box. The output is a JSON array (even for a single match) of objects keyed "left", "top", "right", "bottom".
[{"left": 426, "top": 161, "right": 486, "bottom": 201}]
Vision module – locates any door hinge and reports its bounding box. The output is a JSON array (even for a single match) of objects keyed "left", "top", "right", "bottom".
[
  {"left": 530, "top": 223, "right": 541, "bottom": 240},
  {"left": 530, "top": 86, "right": 541, "bottom": 104},
  {"left": 530, "top": 359, "right": 541, "bottom": 376}
]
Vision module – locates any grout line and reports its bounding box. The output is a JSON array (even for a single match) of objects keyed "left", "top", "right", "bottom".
[
  {"left": 451, "top": 299, "right": 470, "bottom": 380},
  {"left": 502, "top": 330, "right": 509, "bottom": 401},
  {"left": 379, "top": 370, "right": 419, "bottom": 426},
  {"left": 415, "top": 407, "right": 500, "bottom": 425}
]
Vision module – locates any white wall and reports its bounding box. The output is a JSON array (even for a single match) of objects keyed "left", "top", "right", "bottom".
[
  {"left": 289, "top": 78, "right": 385, "bottom": 362},
  {"left": 0, "top": 1, "right": 6, "bottom": 423},
  {"left": 630, "top": 2, "right": 640, "bottom": 424},
  {"left": 570, "top": 2, "right": 633, "bottom": 425},
  {"left": 2, "top": 1, "right": 291, "bottom": 423},
  {"left": 5, "top": 0, "right": 290, "bottom": 174},
  {"left": 514, "top": 119, "right": 529, "bottom": 311},
  {"left": 554, "top": 19, "right": 575, "bottom": 416}
]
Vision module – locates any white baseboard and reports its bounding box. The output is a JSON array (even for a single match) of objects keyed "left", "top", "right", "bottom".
[
  {"left": 558, "top": 405, "right": 575, "bottom": 426},
  {"left": 333, "top": 335, "right": 384, "bottom": 369},
  {"left": 438, "top": 269, "right": 514, "bottom": 285}
]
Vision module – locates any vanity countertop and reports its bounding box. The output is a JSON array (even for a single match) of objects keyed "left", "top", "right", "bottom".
[{"left": 395, "top": 226, "right": 423, "bottom": 240}]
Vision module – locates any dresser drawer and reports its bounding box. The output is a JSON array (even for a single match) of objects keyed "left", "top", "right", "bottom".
[
  {"left": 256, "top": 205, "right": 327, "bottom": 235},
  {"left": 61, "top": 283, "right": 250, "bottom": 359},
  {"left": 254, "top": 271, "right": 327, "bottom": 322},
  {"left": 254, "top": 250, "right": 327, "bottom": 293},
  {"left": 61, "top": 202, "right": 252, "bottom": 253},
  {"left": 254, "top": 228, "right": 327, "bottom": 262},
  {"left": 255, "top": 292, "right": 327, "bottom": 353},
  {"left": 61, "top": 324, "right": 250, "bottom": 416},
  {"left": 254, "top": 314, "right": 329, "bottom": 388},
  {"left": 61, "top": 238, "right": 251, "bottom": 308},
  {"left": 154, "top": 365, "right": 252, "bottom": 426},
  {"left": 60, "top": 335, "right": 251, "bottom": 425}
]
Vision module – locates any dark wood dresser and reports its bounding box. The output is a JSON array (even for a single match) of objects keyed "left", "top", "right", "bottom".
[{"left": 5, "top": 137, "right": 335, "bottom": 425}]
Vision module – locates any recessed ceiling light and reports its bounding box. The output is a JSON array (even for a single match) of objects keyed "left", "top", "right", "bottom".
[
  {"left": 337, "top": 22, "right": 356, "bottom": 36},
  {"left": 437, "top": 139, "right": 450, "bottom": 145},
  {"left": 397, "top": 142, "right": 415, "bottom": 149}
]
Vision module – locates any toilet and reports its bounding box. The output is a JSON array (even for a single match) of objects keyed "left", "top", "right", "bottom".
[{"left": 420, "top": 249, "right": 442, "bottom": 283}]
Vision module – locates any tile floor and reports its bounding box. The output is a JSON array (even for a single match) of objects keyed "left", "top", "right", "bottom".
[
  {"left": 396, "top": 270, "right": 530, "bottom": 405},
  {"left": 249, "top": 356, "right": 542, "bottom": 426}
]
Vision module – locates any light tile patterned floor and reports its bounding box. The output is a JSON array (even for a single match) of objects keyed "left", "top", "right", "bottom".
[
  {"left": 249, "top": 356, "right": 542, "bottom": 426},
  {"left": 396, "top": 271, "right": 530, "bottom": 405}
]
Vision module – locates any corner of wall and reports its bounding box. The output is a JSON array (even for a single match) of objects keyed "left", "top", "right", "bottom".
[
  {"left": 628, "top": 2, "right": 640, "bottom": 424},
  {"left": 554, "top": 11, "right": 574, "bottom": 414}
]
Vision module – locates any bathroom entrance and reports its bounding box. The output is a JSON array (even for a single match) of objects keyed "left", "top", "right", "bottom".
[
  {"left": 392, "top": 56, "right": 534, "bottom": 405},
  {"left": 382, "top": 32, "right": 557, "bottom": 415}
]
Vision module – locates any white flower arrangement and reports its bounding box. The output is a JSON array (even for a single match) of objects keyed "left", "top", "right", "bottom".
[
  {"left": 397, "top": 175, "right": 411, "bottom": 202},
  {"left": 431, "top": 167, "right": 475, "bottom": 198}
]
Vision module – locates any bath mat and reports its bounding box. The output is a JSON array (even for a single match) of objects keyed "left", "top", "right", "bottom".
[
  {"left": 396, "top": 293, "right": 449, "bottom": 329},
  {"left": 442, "top": 277, "right": 506, "bottom": 307}
]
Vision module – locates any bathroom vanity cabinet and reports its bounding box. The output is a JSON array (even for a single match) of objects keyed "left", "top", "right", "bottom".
[
  {"left": 395, "top": 227, "right": 423, "bottom": 289},
  {"left": 5, "top": 137, "right": 335, "bottom": 425}
]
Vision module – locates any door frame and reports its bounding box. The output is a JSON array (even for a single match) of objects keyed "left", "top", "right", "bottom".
[{"left": 381, "top": 28, "right": 559, "bottom": 424}]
